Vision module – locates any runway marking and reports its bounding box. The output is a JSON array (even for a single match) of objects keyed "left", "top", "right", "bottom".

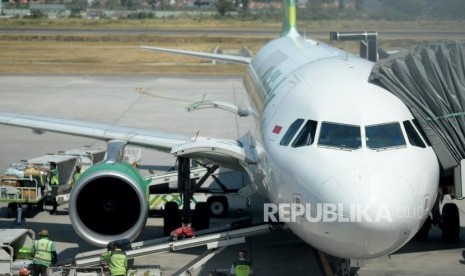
[{"left": 135, "top": 87, "right": 193, "bottom": 104}]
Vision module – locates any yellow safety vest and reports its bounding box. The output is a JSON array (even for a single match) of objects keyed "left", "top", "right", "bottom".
[
  {"left": 233, "top": 260, "right": 252, "bottom": 276},
  {"left": 109, "top": 249, "right": 128, "bottom": 276},
  {"left": 33, "top": 238, "right": 53, "bottom": 267},
  {"left": 50, "top": 168, "right": 59, "bottom": 186},
  {"left": 71, "top": 171, "right": 81, "bottom": 188}
]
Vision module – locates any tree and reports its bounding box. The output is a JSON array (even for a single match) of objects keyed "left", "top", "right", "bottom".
[
  {"left": 354, "top": 0, "right": 363, "bottom": 11},
  {"left": 241, "top": 0, "right": 249, "bottom": 9},
  {"left": 121, "top": 0, "right": 137, "bottom": 10},
  {"left": 379, "top": 0, "right": 426, "bottom": 17},
  {"left": 159, "top": 0, "right": 169, "bottom": 10},
  {"left": 104, "top": 0, "right": 123, "bottom": 10},
  {"left": 425, "top": 0, "right": 465, "bottom": 19},
  {"left": 213, "top": 0, "right": 235, "bottom": 16},
  {"left": 338, "top": 0, "right": 344, "bottom": 12},
  {"left": 68, "top": 0, "right": 87, "bottom": 16},
  {"left": 148, "top": 0, "right": 157, "bottom": 9},
  {"left": 303, "top": 0, "right": 339, "bottom": 20}
]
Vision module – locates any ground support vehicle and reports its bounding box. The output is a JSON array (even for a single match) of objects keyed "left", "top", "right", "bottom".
[
  {"left": 1, "top": 169, "right": 48, "bottom": 219},
  {"left": 0, "top": 147, "right": 106, "bottom": 218},
  {"left": 0, "top": 229, "right": 35, "bottom": 275},
  {"left": 146, "top": 165, "right": 249, "bottom": 218}
]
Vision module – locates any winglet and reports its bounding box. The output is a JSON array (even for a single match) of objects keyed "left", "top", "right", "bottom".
[{"left": 281, "top": 0, "right": 299, "bottom": 37}]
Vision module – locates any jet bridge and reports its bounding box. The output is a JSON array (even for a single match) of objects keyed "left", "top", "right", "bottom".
[
  {"left": 329, "top": 31, "right": 380, "bottom": 62},
  {"left": 370, "top": 41, "right": 465, "bottom": 199}
]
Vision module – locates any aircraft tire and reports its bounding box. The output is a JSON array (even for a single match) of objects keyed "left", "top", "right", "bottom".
[
  {"left": 163, "top": 201, "right": 181, "bottom": 236},
  {"left": 441, "top": 203, "right": 460, "bottom": 242},
  {"left": 7, "top": 203, "right": 17, "bottom": 218},
  {"left": 192, "top": 202, "right": 210, "bottom": 231},
  {"left": 25, "top": 204, "right": 34, "bottom": 218},
  {"left": 208, "top": 196, "right": 229, "bottom": 218},
  {"left": 414, "top": 216, "right": 431, "bottom": 241}
]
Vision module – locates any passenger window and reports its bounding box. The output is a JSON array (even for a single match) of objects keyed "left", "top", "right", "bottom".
[
  {"left": 280, "top": 119, "right": 304, "bottom": 146},
  {"left": 318, "top": 122, "right": 361, "bottom": 150},
  {"left": 403, "top": 120, "right": 426, "bottom": 148},
  {"left": 292, "top": 120, "right": 318, "bottom": 148},
  {"left": 412, "top": 119, "right": 431, "bottom": 146},
  {"left": 365, "top": 122, "right": 406, "bottom": 149}
]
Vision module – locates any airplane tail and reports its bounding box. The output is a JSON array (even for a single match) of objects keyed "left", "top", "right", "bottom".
[
  {"left": 281, "top": 0, "right": 299, "bottom": 37},
  {"left": 142, "top": 0, "right": 300, "bottom": 62}
]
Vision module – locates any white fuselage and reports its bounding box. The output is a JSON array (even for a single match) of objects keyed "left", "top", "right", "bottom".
[{"left": 243, "top": 35, "right": 440, "bottom": 259}]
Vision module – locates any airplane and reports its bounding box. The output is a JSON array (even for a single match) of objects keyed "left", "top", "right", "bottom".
[{"left": 0, "top": 0, "right": 461, "bottom": 272}]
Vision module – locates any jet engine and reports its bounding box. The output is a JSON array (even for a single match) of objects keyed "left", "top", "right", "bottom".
[{"left": 69, "top": 161, "right": 149, "bottom": 247}]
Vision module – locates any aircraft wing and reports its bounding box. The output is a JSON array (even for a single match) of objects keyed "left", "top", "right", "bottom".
[
  {"left": 0, "top": 111, "right": 256, "bottom": 167},
  {"left": 0, "top": 111, "right": 190, "bottom": 153},
  {"left": 141, "top": 46, "right": 251, "bottom": 65}
]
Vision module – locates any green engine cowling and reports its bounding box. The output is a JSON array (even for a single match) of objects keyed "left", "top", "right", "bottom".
[{"left": 69, "top": 161, "right": 150, "bottom": 247}]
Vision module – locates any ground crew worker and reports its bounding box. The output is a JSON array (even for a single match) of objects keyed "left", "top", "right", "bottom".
[
  {"left": 70, "top": 163, "right": 82, "bottom": 189},
  {"left": 48, "top": 162, "right": 59, "bottom": 215},
  {"left": 38, "top": 168, "right": 46, "bottom": 198},
  {"left": 101, "top": 243, "right": 115, "bottom": 273},
  {"left": 31, "top": 229, "right": 57, "bottom": 276},
  {"left": 229, "top": 249, "right": 253, "bottom": 276},
  {"left": 108, "top": 243, "right": 128, "bottom": 276}
]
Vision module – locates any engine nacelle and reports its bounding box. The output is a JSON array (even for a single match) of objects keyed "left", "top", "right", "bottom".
[{"left": 69, "top": 161, "right": 149, "bottom": 247}]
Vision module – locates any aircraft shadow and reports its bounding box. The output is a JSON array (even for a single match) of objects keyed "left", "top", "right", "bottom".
[{"left": 393, "top": 225, "right": 465, "bottom": 255}]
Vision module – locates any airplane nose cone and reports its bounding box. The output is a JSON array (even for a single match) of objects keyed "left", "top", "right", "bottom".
[{"left": 317, "top": 169, "right": 418, "bottom": 259}]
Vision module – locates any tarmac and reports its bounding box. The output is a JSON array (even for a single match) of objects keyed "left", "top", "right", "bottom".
[{"left": 0, "top": 75, "right": 464, "bottom": 275}]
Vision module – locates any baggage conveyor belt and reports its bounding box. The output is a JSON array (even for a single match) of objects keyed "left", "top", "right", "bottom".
[{"left": 62, "top": 223, "right": 273, "bottom": 268}]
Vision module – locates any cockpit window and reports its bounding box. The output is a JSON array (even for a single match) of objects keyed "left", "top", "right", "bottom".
[
  {"left": 318, "top": 122, "right": 361, "bottom": 150},
  {"left": 403, "top": 120, "right": 426, "bottom": 148},
  {"left": 365, "top": 122, "right": 406, "bottom": 149},
  {"left": 292, "top": 120, "right": 317, "bottom": 148},
  {"left": 280, "top": 118, "right": 304, "bottom": 146}
]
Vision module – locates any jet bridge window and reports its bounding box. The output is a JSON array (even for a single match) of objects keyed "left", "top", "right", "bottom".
[
  {"left": 280, "top": 118, "right": 304, "bottom": 146},
  {"left": 318, "top": 122, "right": 361, "bottom": 150},
  {"left": 403, "top": 120, "right": 426, "bottom": 148},
  {"left": 365, "top": 122, "right": 406, "bottom": 150},
  {"left": 292, "top": 120, "right": 318, "bottom": 148}
]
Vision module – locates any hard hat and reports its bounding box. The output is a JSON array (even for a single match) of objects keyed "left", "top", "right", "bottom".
[
  {"left": 39, "top": 229, "right": 49, "bottom": 237},
  {"left": 19, "top": 267, "right": 30, "bottom": 276}
]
